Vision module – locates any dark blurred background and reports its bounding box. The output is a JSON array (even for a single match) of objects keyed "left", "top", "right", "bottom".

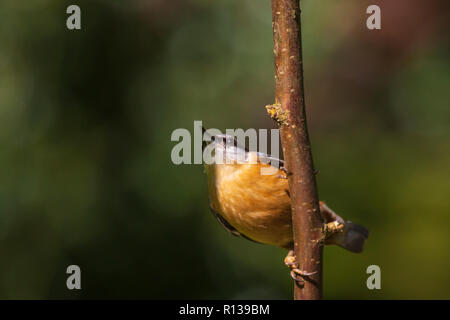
[{"left": 0, "top": 0, "right": 448, "bottom": 299}]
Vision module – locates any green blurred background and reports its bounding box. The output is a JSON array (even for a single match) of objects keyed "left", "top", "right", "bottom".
[{"left": 0, "top": 0, "right": 449, "bottom": 299}]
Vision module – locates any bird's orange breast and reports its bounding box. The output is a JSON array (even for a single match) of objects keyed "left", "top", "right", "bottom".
[{"left": 207, "top": 158, "right": 294, "bottom": 248}]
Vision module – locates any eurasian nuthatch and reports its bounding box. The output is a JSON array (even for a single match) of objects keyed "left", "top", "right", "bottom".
[{"left": 202, "top": 128, "right": 368, "bottom": 279}]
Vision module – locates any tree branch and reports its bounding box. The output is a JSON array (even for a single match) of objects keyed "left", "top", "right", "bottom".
[{"left": 269, "top": 0, "right": 324, "bottom": 300}]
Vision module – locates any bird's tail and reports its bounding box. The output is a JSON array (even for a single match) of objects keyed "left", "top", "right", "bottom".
[{"left": 326, "top": 221, "right": 369, "bottom": 253}]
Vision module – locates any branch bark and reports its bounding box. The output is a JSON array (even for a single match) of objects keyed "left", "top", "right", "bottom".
[{"left": 269, "top": 0, "right": 324, "bottom": 300}]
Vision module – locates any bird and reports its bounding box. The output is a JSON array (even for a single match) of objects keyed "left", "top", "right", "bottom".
[{"left": 203, "top": 127, "right": 369, "bottom": 281}]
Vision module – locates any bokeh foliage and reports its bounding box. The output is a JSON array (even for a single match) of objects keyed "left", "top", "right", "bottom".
[{"left": 0, "top": 0, "right": 448, "bottom": 299}]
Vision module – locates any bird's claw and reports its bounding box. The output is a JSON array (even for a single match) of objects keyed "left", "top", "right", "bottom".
[
  {"left": 280, "top": 166, "right": 291, "bottom": 175},
  {"left": 290, "top": 270, "right": 318, "bottom": 282},
  {"left": 278, "top": 167, "right": 292, "bottom": 180},
  {"left": 284, "top": 250, "right": 317, "bottom": 286}
]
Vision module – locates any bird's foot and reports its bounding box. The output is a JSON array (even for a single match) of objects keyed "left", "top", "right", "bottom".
[
  {"left": 278, "top": 166, "right": 291, "bottom": 179},
  {"left": 284, "top": 250, "right": 318, "bottom": 286}
]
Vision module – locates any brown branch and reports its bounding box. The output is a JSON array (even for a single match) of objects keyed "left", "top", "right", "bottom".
[{"left": 269, "top": 0, "right": 324, "bottom": 300}]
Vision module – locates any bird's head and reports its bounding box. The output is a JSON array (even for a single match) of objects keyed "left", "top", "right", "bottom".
[{"left": 202, "top": 127, "right": 248, "bottom": 166}]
